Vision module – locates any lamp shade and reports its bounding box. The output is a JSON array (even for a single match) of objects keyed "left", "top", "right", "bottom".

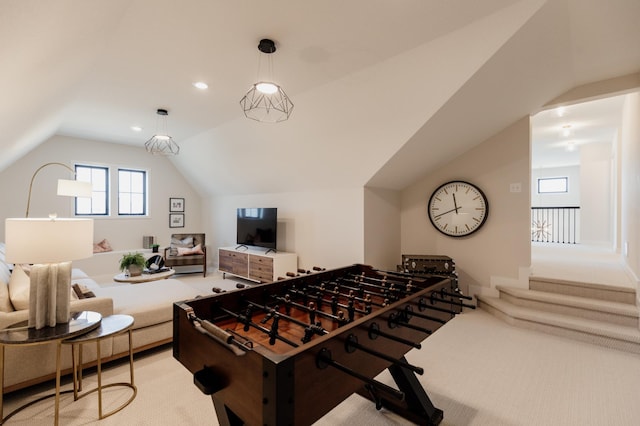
[
  {"left": 57, "top": 179, "right": 93, "bottom": 198},
  {"left": 5, "top": 218, "right": 93, "bottom": 264}
]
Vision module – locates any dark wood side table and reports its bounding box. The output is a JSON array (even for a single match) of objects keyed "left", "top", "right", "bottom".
[
  {"left": 62, "top": 314, "right": 136, "bottom": 419},
  {"left": 0, "top": 311, "right": 102, "bottom": 425}
]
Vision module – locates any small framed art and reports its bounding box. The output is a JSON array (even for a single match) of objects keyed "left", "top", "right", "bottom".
[
  {"left": 170, "top": 197, "right": 185, "bottom": 212},
  {"left": 170, "top": 213, "right": 184, "bottom": 228}
]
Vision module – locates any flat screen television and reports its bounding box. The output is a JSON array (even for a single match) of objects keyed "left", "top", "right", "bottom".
[{"left": 236, "top": 208, "right": 277, "bottom": 250}]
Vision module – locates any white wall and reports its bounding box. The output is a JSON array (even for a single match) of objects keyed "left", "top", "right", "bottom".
[
  {"left": 207, "top": 188, "right": 365, "bottom": 272},
  {"left": 0, "top": 135, "right": 203, "bottom": 273},
  {"left": 580, "top": 143, "right": 613, "bottom": 245},
  {"left": 620, "top": 92, "right": 640, "bottom": 285},
  {"left": 531, "top": 166, "right": 580, "bottom": 207},
  {"left": 363, "top": 187, "right": 401, "bottom": 271},
  {"left": 401, "top": 117, "right": 531, "bottom": 294}
]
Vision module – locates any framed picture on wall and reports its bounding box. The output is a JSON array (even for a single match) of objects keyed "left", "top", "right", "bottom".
[
  {"left": 170, "top": 197, "right": 185, "bottom": 212},
  {"left": 170, "top": 213, "right": 184, "bottom": 228}
]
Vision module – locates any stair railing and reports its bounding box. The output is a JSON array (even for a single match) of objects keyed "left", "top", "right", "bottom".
[{"left": 531, "top": 206, "right": 580, "bottom": 244}]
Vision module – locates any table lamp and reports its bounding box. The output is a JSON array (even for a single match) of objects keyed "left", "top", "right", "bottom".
[{"left": 5, "top": 217, "right": 93, "bottom": 329}]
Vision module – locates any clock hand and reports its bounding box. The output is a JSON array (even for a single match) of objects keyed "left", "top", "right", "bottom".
[
  {"left": 452, "top": 193, "right": 459, "bottom": 214},
  {"left": 432, "top": 206, "right": 461, "bottom": 219}
]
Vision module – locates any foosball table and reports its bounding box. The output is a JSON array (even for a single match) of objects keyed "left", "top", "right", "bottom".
[{"left": 173, "top": 263, "right": 473, "bottom": 426}]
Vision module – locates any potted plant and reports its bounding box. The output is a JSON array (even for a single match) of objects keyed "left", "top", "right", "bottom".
[
  {"left": 151, "top": 243, "right": 160, "bottom": 253},
  {"left": 119, "top": 252, "right": 146, "bottom": 277}
]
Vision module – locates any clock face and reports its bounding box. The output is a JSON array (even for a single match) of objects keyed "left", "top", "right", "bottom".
[{"left": 428, "top": 181, "right": 489, "bottom": 237}]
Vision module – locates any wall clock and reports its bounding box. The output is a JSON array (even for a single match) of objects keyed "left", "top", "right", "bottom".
[{"left": 428, "top": 180, "right": 489, "bottom": 237}]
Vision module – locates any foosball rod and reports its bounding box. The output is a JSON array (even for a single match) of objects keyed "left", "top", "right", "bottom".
[
  {"left": 374, "top": 268, "right": 454, "bottom": 281},
  {"left": 334, "top": 279, "right": 406, "bottom": 305},
  {"left": 388, "top": 311, "right": 433, "bottom": 335},
  {"left": 245, "top": 300, "right": 328, "bottom": 335},
  {"left": 178, "top": 303, "right": 248, "bottom": 356},
  {"left": 416, "top": 298, "right": 459, "bottom": 315},
  {"left": 217, "top": 306, "right": 300, "bottom": 348},
  {"left": 316, "top": 348, "right": 405, "bottom": 401},
  {"left": 321, "top": 280, "right": 390, "bottom": 303},
  {"left": 307, "top": 283, "right": 375, "bottom": 310},
  {"left": 367, "top": 322, "right": 422, "bottom": 349},
  {"left": 339, "top": 277, "right": 413, "bottom": 297},
  {"left": 440, "top": 288, "right": 474, "bottom": 301},
  {"left": 274, "top": 295, "right": 346, "bottom": 324},
  {"left": 345, "top": 334, "right": 424, "bottom": 375},
  {"left": 246, "top": 300, "right": 328, "bottom": 344},
  {"left": 430, "top": 293, "right": 476, "bottom": 309},
  {"left": 287, "top": 287, "right": 369, "bottom": 316},
  {"left": 402, "top": 305, "right": 447, "bottom": 324},
  {"left": 349, "top": 272, "right": 413, "bottom": 289}
]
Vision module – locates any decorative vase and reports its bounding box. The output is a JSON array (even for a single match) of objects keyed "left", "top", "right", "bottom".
[{"left": 128, "top": 264, "right": 143, "bottom": 277}]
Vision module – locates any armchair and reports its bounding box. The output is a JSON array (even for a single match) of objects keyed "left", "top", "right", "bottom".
[{"left": 163, "top": 233, "right": 207, "bottom": 277}]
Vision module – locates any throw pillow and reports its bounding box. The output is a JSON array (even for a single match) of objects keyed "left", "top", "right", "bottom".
[
  {"left": 8, "top": 264, "right": 31, "bottom": 311},
  {"left": 177, "top": 243, "right": 205, "bottom": 256},
  {"left": 72, "top": 283, "right": 96, "bottom": 299},
  {"left": 93, "top": 238, "right": 113, "bottom": 253},
  {"left": 0, "top": 280, "right": 14, "bottom": 312},
  {"left": 0, "top": 261, "right": 13, "bottom": 311},
  {"left": 171, "top": 236, "right": 194, "bottom": 248}
]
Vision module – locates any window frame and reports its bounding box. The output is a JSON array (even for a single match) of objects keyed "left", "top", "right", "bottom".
[
  {"left": 537, "top": 177, "right": 568, "bottom": 194},
  {"left": 74, "top": 164, "right": 109, "bottom": 216},
  {"left": 117, "top": 168, "right": 148, "bottom": 216}
]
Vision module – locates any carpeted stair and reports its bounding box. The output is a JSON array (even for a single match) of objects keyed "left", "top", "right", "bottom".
[{"left": 476, "top": 277, "right": 640, "bottom": 354}]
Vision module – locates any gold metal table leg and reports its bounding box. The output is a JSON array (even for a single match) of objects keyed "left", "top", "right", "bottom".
[
  {"left": 1, "top": 344, "right": 5, "bottom": 423},
  {"left": 55, "top": 341, "right": 61, "bottom": 426}
]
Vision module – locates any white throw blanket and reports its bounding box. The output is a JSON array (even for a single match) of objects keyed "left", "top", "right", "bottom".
[{"left": 28, "top": 261, "right": 71, "bottom": 329}]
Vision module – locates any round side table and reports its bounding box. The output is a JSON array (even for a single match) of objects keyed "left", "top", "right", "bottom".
[
  {"left": 0, "top": 311, "right": 102, "bottom": 425},
  {"left": 62, "top": 314, "right": 136, "bottom": 419}
]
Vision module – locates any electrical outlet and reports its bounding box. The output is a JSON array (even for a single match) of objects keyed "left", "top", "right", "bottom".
[{"left": 509, "top": 183, "right": 522, "bottom": 193}]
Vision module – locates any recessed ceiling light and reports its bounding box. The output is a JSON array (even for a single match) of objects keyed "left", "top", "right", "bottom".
[
  {"left": 131, "top": 126, "right": 143, "bottom": 132},
  {"left": 193, "top": 81, "right": 208, "bottom": 90}
]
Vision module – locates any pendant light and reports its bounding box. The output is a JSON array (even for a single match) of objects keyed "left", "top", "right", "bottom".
[
  {"left": 240, "top": 39, "right": 294, "bottom": 123},
  {"left": 145, "top": 108, "right": 180, "bottom": 155}
]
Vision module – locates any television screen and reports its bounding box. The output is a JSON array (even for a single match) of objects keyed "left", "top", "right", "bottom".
[{"left": 236, "top": 208, "right": 277, "bottom": 250}]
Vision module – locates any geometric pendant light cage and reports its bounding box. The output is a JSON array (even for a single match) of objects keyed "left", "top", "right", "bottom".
[
  {"left": 240, "top": 39, "right": 294, "bottom": 123},
  {"left": 145, "top": 108, "right": 180, "bottom": 155}
]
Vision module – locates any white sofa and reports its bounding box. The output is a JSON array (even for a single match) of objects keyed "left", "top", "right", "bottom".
[{"left": 0, "top": 244, "right": 203, "bottom": 393}]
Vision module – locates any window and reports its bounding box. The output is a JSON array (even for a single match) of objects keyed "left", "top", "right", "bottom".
[
  {"left": 75, "top": 165, "right": 109, "bottom": 215},
  {"left": 538, "top": 177, "right": 568, "bottom": 193},
  {"left": 118, "top": 169, "right": 147, "bottom": 215}
]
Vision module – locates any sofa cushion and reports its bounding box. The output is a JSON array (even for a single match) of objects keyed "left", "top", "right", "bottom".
[
  {"left": 8, "top": 265, "right": 30, "bottom": 311},
  {"left": 92, "top": 279, "right": 201, "bottom": 329}
]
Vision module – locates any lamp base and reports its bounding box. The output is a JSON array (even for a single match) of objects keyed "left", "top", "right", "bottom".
[{"left": 28, "top": 262, "right": 72, "bottom": 329}]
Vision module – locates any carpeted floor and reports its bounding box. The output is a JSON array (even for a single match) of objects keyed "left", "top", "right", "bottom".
[
  {"left": 531, "top": 242, "right": 633, "bottom": 288},
  {"left": 3, "top": 305, "right": 640, "bottom": 425}
]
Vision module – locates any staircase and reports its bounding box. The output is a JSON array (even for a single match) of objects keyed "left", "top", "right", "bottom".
[{"left": 476, "top": 277, "right": 640, "bottom": 354}]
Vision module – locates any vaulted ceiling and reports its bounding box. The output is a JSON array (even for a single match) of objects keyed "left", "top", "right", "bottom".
[{"left": 1, "top": 0, "right": 639, "bottom": 196}]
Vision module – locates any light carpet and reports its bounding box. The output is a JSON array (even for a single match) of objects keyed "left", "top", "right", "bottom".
[{"left": 3, "top": 307, "right": 640, "bottom": 425}]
